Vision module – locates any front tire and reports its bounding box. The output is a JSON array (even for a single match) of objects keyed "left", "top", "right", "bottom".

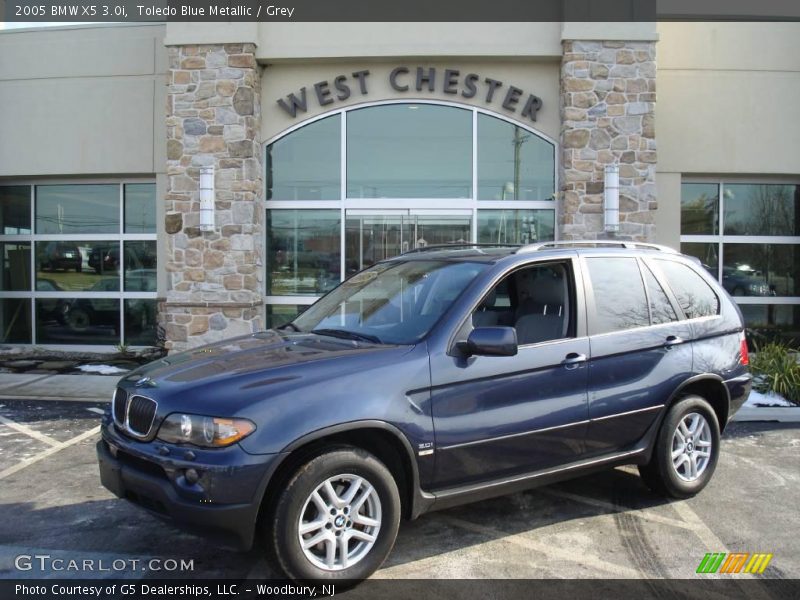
[
  {"left": 266, "top": 448, "right": 401, "bottom": 581},
  {"left": 639, "top": 395, "right": 720, "bottom": 499}
]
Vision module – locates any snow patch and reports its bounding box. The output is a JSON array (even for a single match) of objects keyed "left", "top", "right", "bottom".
[
  {"left": 77, "top": 364, "right": 129, "bottom": 375},
  {"left": 745, "top": 389, "right": 794, "bottom": 408}
]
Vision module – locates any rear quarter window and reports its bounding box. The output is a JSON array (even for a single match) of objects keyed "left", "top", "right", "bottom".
[{"left": 656, "top": 260, "right": 720, "bottom": 319}]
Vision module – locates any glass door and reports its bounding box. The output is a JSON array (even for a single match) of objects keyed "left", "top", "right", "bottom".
[{"left": 345, "top": 210, "right": 472, "bottom": 277}]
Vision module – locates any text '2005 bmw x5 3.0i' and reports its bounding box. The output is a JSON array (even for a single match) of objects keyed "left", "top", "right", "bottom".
[{"left": 97, "top": 241, "right": 751, "bottom": 581}]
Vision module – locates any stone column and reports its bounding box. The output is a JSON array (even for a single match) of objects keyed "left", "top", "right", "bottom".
[
  {"left": 559, "top": 40, "right": 657, "bottom": 241},
  {"left": 161, "top": 44, "right": 263, "bottom": 352}
]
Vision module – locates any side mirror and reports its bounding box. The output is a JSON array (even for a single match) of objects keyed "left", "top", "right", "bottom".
[{"left": 457, "top": 326, "right": 518, "bottom": 357}]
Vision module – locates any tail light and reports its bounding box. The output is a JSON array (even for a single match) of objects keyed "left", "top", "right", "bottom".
[{"left": 739, "top": 332, "right": 749, "bottom": 366}]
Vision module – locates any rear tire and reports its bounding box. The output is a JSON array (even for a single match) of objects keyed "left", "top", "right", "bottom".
[
  {"left": 266, "top": 447, "right": 401, "bottom": 581},
  {"left": 639, "top": 395, "right": 720, "bottom": 499}
]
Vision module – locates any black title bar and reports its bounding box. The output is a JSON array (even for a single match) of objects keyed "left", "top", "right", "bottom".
[{"left": 2, "top": 0, "right": 800, "bottom": 23}]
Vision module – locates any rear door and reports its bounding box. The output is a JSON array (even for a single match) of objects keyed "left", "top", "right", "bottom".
[{"left": 582, "top": 254, "right": 693, "bottom": 456}]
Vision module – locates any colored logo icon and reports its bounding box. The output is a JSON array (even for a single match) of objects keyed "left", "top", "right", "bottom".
[{"left": 696, "top": 552, "right": 773, "bottom": 574}]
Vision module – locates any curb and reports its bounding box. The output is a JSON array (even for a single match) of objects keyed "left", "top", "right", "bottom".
[{"left": 732, "top": 406, "right": 800, "bottom": 423}]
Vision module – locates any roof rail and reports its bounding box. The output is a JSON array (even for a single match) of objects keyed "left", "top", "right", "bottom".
[
  {"left": 401, "top": 243, "right": 519, "bottom": 255},
  {"left": 516, "top": 240, "right": 679, "bottom": 255}
]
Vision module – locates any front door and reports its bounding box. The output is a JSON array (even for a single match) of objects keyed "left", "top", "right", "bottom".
[
  {"left": 344, "top": 210, "right": 472, "bottom": 277},
  {"left": 428, "top": 257, "right": 590, "bottom": 489}
]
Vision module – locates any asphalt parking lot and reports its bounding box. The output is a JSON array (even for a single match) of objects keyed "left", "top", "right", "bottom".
[{"left": 0, "top": 399, "right": 798, "bottom": 584}]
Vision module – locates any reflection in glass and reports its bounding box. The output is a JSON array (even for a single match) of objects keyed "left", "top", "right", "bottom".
[
  {"left": 267, "top": 115, "right": 341, "bottom": 200},
  {"left": 656, "top": 260, "right": 719, "bottom": 319},
  {"left": 36, "top": 185, "right": 119, "bottom": 234},
  {"left": 642, "top": 264, "right": 677, "bottom": 325},
  {"left": 1, "top": 298, "right": 31, "bottom": 343},
  {"left": 681, "top": 242, "right": 719, "bottom": 274},
  {"left": 124, "top": 241, "right": 157, "bottom": 291},
  {"left": 585, "top": 257, "right": 650, "bottom": 334},
  {"left": 477, "top": 115, "right": 555, "bottom": 200},
  {"left": 723, "top": 184, "right": 800, "bottom": 236},
  {"left": 0, "top": 186, "right": 31, "bottom": 234},
  {"left": 36, "top": 241, "right": 120, "bottom": 292},
  {"left": 477, "top": 210, "right": 554, "bottom": 245},
  {"left": 681, "top": 183, "right": 719, "bottom": 235},
  {"left": 1, "top": 242, "right": 31, "bottom": 291},
  {"left": 722, "top": 244, "right": 799, "bottom": 297},
  {"left": 124, "top": 184, "right": 157, "bottom": 233},
  {"left": 125, "top": 299, "right": 158, "bottom": 345},
  {"left": 37, "top": 298, "right": 120, "bottom": 344},
  {"left": 345, "top": 214, "right": 472, "bottom": 273},
  {"left": 740, "top": 304, "right": 800, "bottom": 346},
  {"left": 347, "top": 104, "right": 472, "bottom": 198},
  {"left": 267, "top": 210, "right": 341, "bottom": 295},
  {"left": 266, "top": 304, "right": 304, "bottom": 329}
]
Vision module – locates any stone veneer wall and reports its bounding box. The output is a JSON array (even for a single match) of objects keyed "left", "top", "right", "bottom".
[
  {"left": 559, "top": 40, "right": 657, "bottom": 241},
  {"left": 162, "top": 44, "right": 263, "bottom": 352}
]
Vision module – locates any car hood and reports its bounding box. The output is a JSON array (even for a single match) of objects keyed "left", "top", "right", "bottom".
[{"left": 123, "top": 330, "right": 413, "bottom": 395}]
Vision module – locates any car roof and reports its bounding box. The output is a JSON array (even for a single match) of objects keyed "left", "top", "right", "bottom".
[{"left": 387, "top": 241, "right": 685, "bottom": 264}]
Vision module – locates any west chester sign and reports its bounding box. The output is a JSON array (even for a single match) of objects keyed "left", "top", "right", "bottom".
[{"left": 276, "top": 67, "right": 544, "bottom": 121}]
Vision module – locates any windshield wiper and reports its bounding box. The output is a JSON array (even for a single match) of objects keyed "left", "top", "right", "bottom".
[
  {"left": 311, "top": 328, "right": 383, "bottom": 344},
  {"left": 278, "top": 322, "right": 300, "bottom": 332}
]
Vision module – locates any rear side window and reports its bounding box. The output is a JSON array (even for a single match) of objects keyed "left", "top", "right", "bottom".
[
  {"left": 656, "top": 260, "right": 720, "bottom": 319},
  {"left": 642, "top": 263, "right": 678, "bottom": 325},
  {"left": 585, "top": 257, "right": 649, "bottom": 334}
]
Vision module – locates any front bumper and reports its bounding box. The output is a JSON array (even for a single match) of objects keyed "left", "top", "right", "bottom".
[{"left": 97, "top": 422, "right": 284, "bottom": 550}]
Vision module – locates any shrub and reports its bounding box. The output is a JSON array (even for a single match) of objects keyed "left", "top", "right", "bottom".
[{"left": 750, "top": 340, "right": 800, "bottom": 406}]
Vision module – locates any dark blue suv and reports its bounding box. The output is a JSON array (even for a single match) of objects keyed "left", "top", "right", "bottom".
[{"left": 97, "top": 241, "right": 751, "bottom": 581}]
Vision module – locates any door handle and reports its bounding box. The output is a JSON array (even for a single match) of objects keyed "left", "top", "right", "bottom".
[
  {"left": 664, "top": 335, "right": 683, "bottom": 348},
  {"left": 562, "top": 352, "right": 587, "bottom": 368}
]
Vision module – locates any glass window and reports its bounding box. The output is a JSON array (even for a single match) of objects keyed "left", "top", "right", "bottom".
[
  {"left": 1, "top": 242, "right": 31, "bottom": 291},
  {"left": 722, "top": 243, "right": 799, "bottom": 297},
  {"left": 294, "top": 260, "right": 487, "bottom": 345},
  {"left": 36, "top": 241, "right": 120, "bottom": 292},
  {"left": 0, "top": 186, "right": 31, "bottom": 234},
  {"left": 681, "top": 183, "right": 719, "bottom": 235},
  {"left": 267, "top": 115, "right": 341, "bottom": 200},
  {"left": 478, "top": 115, "right": 555, "bottom": 200},
  {"left": 681, "top": 242, "right": 718, "bottom": 274},
  {"left": 124, "top": 184, "right": 157, "bottom": 233},
  {"left": 36, "top": 185, "right": 119, "bottom": 234},
  {"left": 478, "top": 209, "right": 555, "bottom": 245},
  {"left": 642, "top": 263, "right": 678, "bottom": 325},
  {"left": 266, "top": 304, "right": 304, "bottom": 329},
  {"left": 124, "top": 299, "right": 158, "bottom": 346},
  {"left": 723, "top": 183, "right": 800, "bottom": 236},
  {"left": 37, "top": 297, "right": 120, "bottom": 344},
  {"left": 656, "top": 260, "right": 720, "bottom": 319},
  {"left": 347, "top": 104, "right": 472, "bottom": 198},
  {"left": 586, "top": 257, "right": 650, "bottom": 334},
  {"left": 740, "top": 304, "right": 800, "bottom": 346},
  {"left": 267, "top": 210, "right": 341, "bottom": 295},
  {"left": 123, "top": 241, "right": 157, "bottom": 291},
  {"left": 0, "top": 298, "right": 31, "bottom": 343}
]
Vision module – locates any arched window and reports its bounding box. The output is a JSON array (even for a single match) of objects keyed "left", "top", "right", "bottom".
[{"left": 264, "top": 101, "right": 557, "bottom": 327}]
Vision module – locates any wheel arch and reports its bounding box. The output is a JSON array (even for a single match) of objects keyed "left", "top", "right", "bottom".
[
  {"left": 666, "top": 374, "right": 731, "bottom": 432},
  {"left": 256, "top": 421, "right": 430, "bottom": 530}
]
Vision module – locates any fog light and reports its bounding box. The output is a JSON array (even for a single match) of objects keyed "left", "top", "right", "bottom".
[{"left": 185, "top": 468, "right": 200, "bottom": 485}]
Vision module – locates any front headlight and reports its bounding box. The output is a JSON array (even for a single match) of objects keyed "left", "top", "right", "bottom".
[{"left": 157, "top": 413, "right": 256, "bottom": 448}]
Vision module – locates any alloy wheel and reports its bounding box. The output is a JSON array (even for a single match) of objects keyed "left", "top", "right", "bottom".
[
  {"left": 297, "top": 473, "right": 382, "bottom": 571},
  {"left": 671, "top": 412, "right": 713, "bottom": 482}
]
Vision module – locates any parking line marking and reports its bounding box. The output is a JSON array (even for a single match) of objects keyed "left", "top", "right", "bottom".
[
  {"left": 540, "top": 488, "right": 697, "bottom": 531},
  {"left": 439, "top": 515, "right": 641, "bottom": 578},
  {"left": 0, "top": 425, "right": 101, "bottom": 481},
  {"left": 670, "top": 500, "right": 729, "bottom": 554},
  {"left": 86, "top": 407, "right": 106, "bottom": 415},
  {"left": 0, "top": 414, "right": 61, "bottom": 447}
]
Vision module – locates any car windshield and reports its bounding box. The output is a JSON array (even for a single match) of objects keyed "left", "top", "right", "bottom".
[{"left": 291, "top": 260, "right": 487, "bottom": 345}]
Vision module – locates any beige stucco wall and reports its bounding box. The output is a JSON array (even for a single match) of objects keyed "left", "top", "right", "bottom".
[
  {"left": 0, "top": 23, "right": 167, "bottom": 177},
  {"left": 655, "top": 22, "right": 800, "bottom": 244},
  {"left": 261, "top": 60, "right": 560, "bottom": 144}
]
